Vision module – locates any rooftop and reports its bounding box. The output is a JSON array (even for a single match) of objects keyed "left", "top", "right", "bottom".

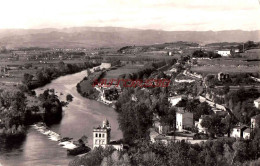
[
  {"left": 244, "top": 128, "right": 251, "bottom": 133},
  {"left": 168, "top": 95, "right": 184, "bottom": 100},
  {"left": 251, "top": 114, "right": 260, "bottom": 119},
  {"left": 217, "top": 49, "right": 231, "bottom": 51},
  {"left": 176, "top": 108, "right": 192, "bottom": 114},
  {"left": 232, "top": 125, "right": 248, "bottom": 130},
  {"left": 254, "top": 98, "right": 260, "bottom": 102}
]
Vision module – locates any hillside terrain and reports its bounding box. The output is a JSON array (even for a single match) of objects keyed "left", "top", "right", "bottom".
[{"left": 0, "top": 27, "right": 259, "bottom": 48}]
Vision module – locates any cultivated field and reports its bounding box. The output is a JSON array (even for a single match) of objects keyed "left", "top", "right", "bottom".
[
  {"left": 103, "top": 64, "right": 144, "bottom": 80},
  {"left": 0, "top": 59, "right": 92, "bottom": 84},
  {"left": 241, "top": 49, "right": 260, "bottom": 59},
  {"left": 196, "top": 58, "right": 260, "bottom": 66},
  {"left": 191, "top": 65, "right": 259, "bottom": 74},
  {"left": 192, "top": 57, "right": 260, "bottom": 74}
]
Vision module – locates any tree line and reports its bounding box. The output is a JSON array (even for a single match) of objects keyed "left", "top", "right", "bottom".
[{"left": 23, "top": 61, "right": 100, "bottom": 89}]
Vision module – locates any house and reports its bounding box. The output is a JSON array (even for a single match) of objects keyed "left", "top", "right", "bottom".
[
  {"left": 175, "top": 79, "right": 195, "bottom": 83},
  {"left": 153, "top": 115, "right": 170, "bottom": 134},
  {"left": 212, "top": 108, "right": 225, "bottom": 114},
  {"left": 93, "top": 119, "right": 123, "bottom": 150},
  {"left": 164, "top": 67, "right": 177, "bottom": 76},
  {"left": 100, "top": 63, "right": 111, "bottom": 69},
  {"left": 254, "top": 98, "right": 260, "bottom": 109},
  {"left": 217, "top": 72, "right": 230, "bottom": 81},
  {"left": 230, "top": 126, "right": 249, "bottom": 139},
  {"left": 217, "top": 50, "right": 231, "bottom": 57},
  {"left": 0, "top": 118, "right": 4, "bottom": 134},
  {"left": 234, "top": 49, "right": 239, "bottom": 53},
  {"left": 7, "top": 65, "right": 20, "bottom": 70},
  {"left": 243, "top": 128, "right": 251, "bottom": 139},
  {"left": 168, "top": 95, "right": 183, "bottom": 107},
  {"left": 149, "top": 128, "right": 160, "bottom": 143},
  {"left": 251, "top": 114, "right": 260, "bottom": 129},
  {"left": 198, "top": 96, "right": 226, "bottom": 112},
  {"left": 195, "top": 115, "right": 209, "bottom": 134},
  {"left": 176, "top": 108, "right": 193, "bottom": 132}
]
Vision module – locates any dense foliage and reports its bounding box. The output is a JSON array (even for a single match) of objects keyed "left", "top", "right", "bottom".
[
  {"left": 76, "top": 71, "right": 105, "bottom": 99},
  {"left": 225, "top": 87, "right": 260, "bottom": 125},
  {"left": 0, "top": 90, "right": 27, "bottom": 138},
  {"left": 23, "top": 61, "right": 100, "bottom": 89},
  {"left": 70, "top": 137, "right": 260, "bottom": 166},
  {"left": 192, "top": 50, "right": 221, "bottom": 59}
]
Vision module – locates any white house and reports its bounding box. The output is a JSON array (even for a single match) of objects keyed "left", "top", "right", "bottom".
[
  {"left": 234, "top": 49, "right": 239, "bottom": 53},
  {"left": 175, "top": 79, "right": 195, "bottom": 83},
  {"left": 176, "top": 108, "right": 193, "bottom": 132},
  {"left": 217, "top": 50, "right": 231, "bottom": 57},
  {"left": 164, "top": 67, "right": 177, "bottom": 76},
  {"left": 168, "top": 95, "right": 183, "bottom": 107},
  {"left": 230, "top": 126, "right": 248, "bottom": 139},
  {"left": 251, "top": 114, "right": 260, "bottom": 129},
  {"left": 254, "top": 98, "right": 260, "bottom": 109},
  {"left": 231, "top": 126, "right": 243, "bottom": 138},
  {"left": 150, "top": 128, "right": 160, "bottom": 143},
  {"left": 243, "top": 128, "right": 251, "bottom": 140},
  {"left": 195, "top": 115, "right": 209, "bottom": 134},
  {"left": 100, "top": 63, "right": 111, "bottom": 69}
]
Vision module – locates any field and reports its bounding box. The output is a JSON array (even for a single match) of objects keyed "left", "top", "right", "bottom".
[
  {"left": 240, "top": 49, "right": 260, "bottom": 59},
  {"left": 105, "top": 53, "right": 178, "bottom": 61},
  {"left": 192, "top": 57, "right": 260, "bottom": 74},
  {"left": 191, "top": 65, "right": 259, "bottom": 74},
  {"left": 103, "top": 64, "right": 144, "bottom": 80},
  {"left": 196, "top": 58, "right": 260, "bottom": 66},
  {"left": 0, "top": 59, "right": 91, "bottom": 85}
]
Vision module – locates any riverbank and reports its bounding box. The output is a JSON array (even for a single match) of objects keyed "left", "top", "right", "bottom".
[
  {"left": 76, "top": 64, "right": 117, "bottom": 107},
  {"left": 0, "top": 66, "right": 122, "bottom": 166},
  {"left": 32, "top": 122, "right": 91, "bottom": 155},
  {"left": 25, "top": 62, "right": 101, "bottom": 90}
]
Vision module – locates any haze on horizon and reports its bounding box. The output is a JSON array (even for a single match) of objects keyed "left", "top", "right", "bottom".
[{"left": 0, "top": 0, "right": 260, "bottom": 31}]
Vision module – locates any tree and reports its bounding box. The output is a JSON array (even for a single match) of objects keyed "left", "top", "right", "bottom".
[
  {"left": 117, "top": 101, "right": 153, "bottom": 144},
  {"left": 222, "top": 115, "right": 238, "bottom": 137},
  {"left": 23, "top": 73, "right": 33, "bottom": 86},
  {"left": 66, "top": 94, "right": 73, "bottom": 102},
  {"left": 232, "top": 140, "right": 249, "bottom": 164},
  {"left": 167, "top": 141, "right": 192, "bottom": 166},
  {"left": 160, "top": 107, "right": 176, "bottom": 127},
  {"left": 201, "top": 114, "right": 225, "bottom": 137},
  {"left": 24, "top": 63, "right": 32, "bottom": 69},
  {"left": 0, "top": 90, "right": 27, "bottom": 129},
  {"left": 193, "top": 102, "right": 213, "bottom": 121}
]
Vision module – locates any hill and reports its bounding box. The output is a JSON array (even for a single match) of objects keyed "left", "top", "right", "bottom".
[{"left": 0, "top": 27, "right": 259, "bottom": 48}]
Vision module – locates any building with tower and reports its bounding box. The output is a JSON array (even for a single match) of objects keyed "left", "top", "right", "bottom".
[
  {"left": 93, "top": 119, "right": 111, "bottom": 149},
  {"left": 92, "top": 119, "right": 123, "bottom": 150}
]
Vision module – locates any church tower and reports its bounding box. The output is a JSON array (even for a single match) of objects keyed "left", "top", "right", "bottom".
[{"left": 93, "top": 119, "right": 111, "bottom": 149}]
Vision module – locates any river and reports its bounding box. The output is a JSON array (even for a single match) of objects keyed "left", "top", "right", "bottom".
[{"left": 0, "top": 69, "right": 122, "bottom": 166}]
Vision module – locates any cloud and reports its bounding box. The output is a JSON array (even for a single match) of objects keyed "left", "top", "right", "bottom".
[{"left": 0, "top": 0, "right": 259, "bottom": 30}]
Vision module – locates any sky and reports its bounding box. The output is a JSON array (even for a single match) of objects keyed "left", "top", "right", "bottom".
[{"left": 0, "top": 0, "right": 260, "bottom": 31}]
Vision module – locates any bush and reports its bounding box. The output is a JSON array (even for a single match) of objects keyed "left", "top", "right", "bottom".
[
  {"left": 193, "top": 133, "right": 209, "bottom": 140},
  {"left": 66, "top": 94, "right": 73, "bottom": 102}
]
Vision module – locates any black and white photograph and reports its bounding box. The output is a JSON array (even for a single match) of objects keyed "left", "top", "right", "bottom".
[{"left": 0, "top": 0, "right": 260, "bottom": 166}]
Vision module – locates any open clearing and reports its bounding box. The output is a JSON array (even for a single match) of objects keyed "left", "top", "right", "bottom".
[{"left": 104, "top": 64, "right": 144, "bottom": 80}]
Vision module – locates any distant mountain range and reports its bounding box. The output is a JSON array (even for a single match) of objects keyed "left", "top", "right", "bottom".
[{"left": 0, "top": 27, "right": 259, "bottom": 48}]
